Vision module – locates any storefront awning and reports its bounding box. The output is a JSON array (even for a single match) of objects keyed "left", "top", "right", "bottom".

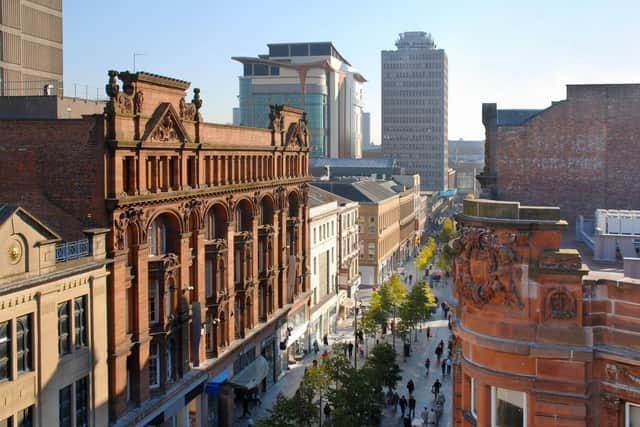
[
  {"left": 229, "top": 356, "right": 269, "bottom": 390},
  {"left": 205, "top": 368, "right": 229, "bottom": 395}
]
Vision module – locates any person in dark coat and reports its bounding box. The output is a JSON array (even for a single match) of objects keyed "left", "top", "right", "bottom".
[
  {"left": 425, "top": 357, "right": 431, "bottom": 376},
  {"left": 399, "top": 395, "right": 408, "bottom": 417},
  {"left": 323, "top": 403, "right": 331, "bottom": 420},
  {"left": 348, "top": 341, "right": 354, "bottom": 358},
  {"left": 441, "top": 359, "right": 446, "bottom": 376},
  {"left": 408, "top": 395, "right": 416, "bottom": 418},
  {"left": 426, "top": 326, "right": 432, "bottom": 341},
  {"left": 432, "top": 379, "right": 442, "bottom": 398},
  {"left": 323, "top": 334, "right": 329, "bottom": 346},
  {"left": 407, "top": 379, "right": 415, "bottom": 395}
]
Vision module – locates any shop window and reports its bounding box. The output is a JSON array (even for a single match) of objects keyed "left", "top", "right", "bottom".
[{"left": 492, "top": 386, "right": 526, "bottom": 427}]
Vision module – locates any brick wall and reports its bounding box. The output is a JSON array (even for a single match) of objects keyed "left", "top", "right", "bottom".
[
  {"left": 486, "top": 85, "right": 640, "bottom": 221},
  {"left": 0, "top": 116, "right": 106, "bottom": 238}
]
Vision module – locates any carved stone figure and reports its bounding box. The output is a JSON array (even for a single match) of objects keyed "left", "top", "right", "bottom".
[
  {"left": 152, "top": 115, "right": 178, "bottom": 142},
  {"left": 269, "top": 105, "right": 285, "bottom": 145},
  {"left": 134, "top": 90, "right": 144, "bottom": 114},
  {"left": 192, "top": 88, "right": 203, "bottom": 119},
  {"left": 453, "top": 226, "right": 524, "bottom": 309},
  {"left": 105, "top": 70, "right": 119, "bottom": 98},
  {"left": 547, "top": 288, "right": 576, "bottom": 319},
  {"left": 117, "top": 92, "right": 133, "bottom": 114}
]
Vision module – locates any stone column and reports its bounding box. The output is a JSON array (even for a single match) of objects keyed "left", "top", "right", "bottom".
[
  {"left": 134, "top": 243, "right": 151, "bottom": 404},
  {"left": 226, "top": 220, "right": 236, "bottom": 341},
  {"left": 179, "top": 232, "right": 192, "bottom": 373},
  {"left": 251, "top": 212, "right": 259, "bottom": 327},
  {"left": 272, "top": 209, "right": 281, "bottom": 309},
  {"left": 193, "top": 229, "right": 207, "bottom": 365}
]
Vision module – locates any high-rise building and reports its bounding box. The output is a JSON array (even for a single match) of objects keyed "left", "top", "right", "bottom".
[
  {"left": 362, "top": 111, "right": 371, "bottom": 149},
  {"left": 382, "top": 31, "right": 448, "bottom": 191},
  {"left": 233, "top": 42, "right": 366, "bottom": 158},
  {"left": 0, "top": 0, "right": 63, "bottom": 96},
  {"left": 232, "top": 107, "right": 240, "bottom": 125}
]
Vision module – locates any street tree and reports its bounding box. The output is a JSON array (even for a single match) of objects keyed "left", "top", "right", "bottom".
[
  {"left": 365, "top": 343, "right": 402, "bottom": 393},
  {"left": 415, "top": 237, "right": 437, "bottom": 272},
  {"left": 378, "top": 274, "right": 406, "bottom": 314},
  {"left": 437, "top": 243, "right": 453, "bottom": 273},
  {"left": 257, "top": 380, "right": 318, "bottom": 427},
  {"left": 439, "top": 217, "right": 454, "bottom": 243}
]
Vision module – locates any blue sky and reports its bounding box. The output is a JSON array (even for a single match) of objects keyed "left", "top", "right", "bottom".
[{"left": 64, "top": 0, "right": 640, "bottom": 142}]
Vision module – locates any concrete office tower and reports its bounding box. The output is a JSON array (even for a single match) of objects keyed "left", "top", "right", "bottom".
[
  {"left": 382, "top": 31, "right": 448, "bottom": 191},
  {"left": 234, "top": 42, "right": 366, "bottom": 158},
  {"left": 362, "top": 111, "right": 371, "bottom": 149},
  {"left": 0, "top": 0, "right": 63, "bottom": 95}
]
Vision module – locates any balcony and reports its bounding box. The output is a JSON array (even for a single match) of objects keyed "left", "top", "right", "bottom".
[{"left": 55, "top": 238, "right": 90, "bottom": 262}]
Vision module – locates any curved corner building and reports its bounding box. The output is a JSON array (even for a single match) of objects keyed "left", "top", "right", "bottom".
[{"left": 452, "top": 198, "right": 640, "bottom": 426}]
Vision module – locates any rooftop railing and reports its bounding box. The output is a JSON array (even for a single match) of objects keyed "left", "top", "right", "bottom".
[{"left": 55, "top": 238, "right": 91, "bottom": 263}]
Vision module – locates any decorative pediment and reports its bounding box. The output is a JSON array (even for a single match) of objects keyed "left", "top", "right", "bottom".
[
  {"left": 285, "top": 118, "right": 308, "bottom": 147},
  {"left": 142, "top": 103, "right": 191, "bottom": 144}
]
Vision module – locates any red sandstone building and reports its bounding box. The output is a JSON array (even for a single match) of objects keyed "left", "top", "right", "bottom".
[
  {"left": 0, "top": 70, "right": 312, "bottom": 426},
  {"left": 451, "top": 198, "right": 640, "bottom": 427},
  {"left": 478, "top": 84, "right": 640, "bottom": 222}
]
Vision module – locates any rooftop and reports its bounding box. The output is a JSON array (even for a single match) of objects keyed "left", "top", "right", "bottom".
[{"left": 496, "top": 109, "right": 543, "bottom": 126}]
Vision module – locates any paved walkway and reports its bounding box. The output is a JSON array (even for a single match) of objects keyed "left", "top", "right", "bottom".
[{"left": 233, "top": 254, "right": 456, "bottom": 427}]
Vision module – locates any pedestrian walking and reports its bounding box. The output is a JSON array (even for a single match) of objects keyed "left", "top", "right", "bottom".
[
  {"left": 348, "top": 341, "right": 354, "bottom": 358},
  {"left": 323, "top": 403, "right": 331, "bottom": 420},
  {"left": 313, "top": 339, "right": 319, "bottom": 355},
  {"left": 321, "top": 350, "right": 328, "bottom": 363},
  {"left": 343, "top": 343, "right": 348, "bottom": 358},
  {"left": 358, "top": 343, "right": 364, "bottom": 358},
  {"left": 446, "top": 358, "right": 452, "bottom": 376},
  {"left": 408, "top": 395, "right": 416, "bottom": 418},
  {"left": 432, "top": 379, "right": 442, "bottom": 398},
  {"left": 399, "top": 395, "right": 407, "bottom": 417},
  {"left": 435, "top": 346, "right": 443, "bottom": 364},
  {"left": 441, "top": 359, "right": 446, "bottom": 376},
  {"left": 426, "top": 326, "right": 431, "bottom": 341},
  {"left": 407, "top": 378, "right": 415, "bottom": 395},
  {"left": 425, "top": 358, "right": 431, "bottom": 376},
  {"left": 323, "top": 334, "right": 329, "bottom": 346}
]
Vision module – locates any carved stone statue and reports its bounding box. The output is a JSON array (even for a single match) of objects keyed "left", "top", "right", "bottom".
[
  {"left": 105, "top": 70, "right": 119, "bottom": 98},
  {"left": 134, "top": 90, "right": 144, "bottom": 114}
]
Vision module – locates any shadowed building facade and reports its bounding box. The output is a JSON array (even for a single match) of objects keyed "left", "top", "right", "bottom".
[
  {"left": 0, "top": 71, "right": 311, "bottom": 426},
  {"left": 451, "top": 198, "right": 640, "bottom": 426},
  {"left": 0, "top": 206, "right": 109, "bottom": 427}
]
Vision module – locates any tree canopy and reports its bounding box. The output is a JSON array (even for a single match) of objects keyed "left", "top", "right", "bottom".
[
  {"left": 439, "top": 217, "right": 454, "bottom": 243},
  {"left": 415, "top": 237, "right": 437, "bottom": 271}
]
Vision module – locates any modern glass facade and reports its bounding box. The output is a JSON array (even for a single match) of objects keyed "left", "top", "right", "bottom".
[{"left": 239, "top": 79, "right": 327, "bottom": 156}]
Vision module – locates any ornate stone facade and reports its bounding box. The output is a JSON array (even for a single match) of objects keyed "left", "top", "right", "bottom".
[
  {"left": 452, "top": 199, "right": 640, "bottom": 427},
  {"left": 0, "top": 70, "right": 312, "bottom": 427}
]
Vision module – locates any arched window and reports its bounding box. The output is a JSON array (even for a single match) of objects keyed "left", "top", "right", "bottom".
[{"left": 159, "top": 223, "right": 167, "bottom": 255}]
